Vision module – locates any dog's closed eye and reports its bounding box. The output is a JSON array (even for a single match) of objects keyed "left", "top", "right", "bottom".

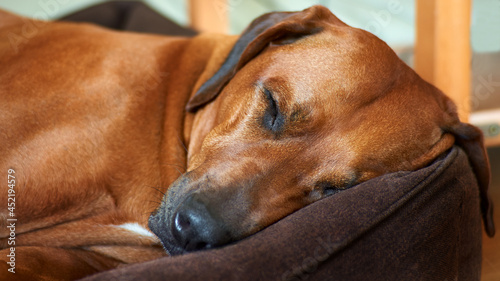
[
  {"left": 316, "top": 181, "right": 343, "bottom": 196},
  {"left": 262, "top": 88, "right": 285, "bottom": 133}
]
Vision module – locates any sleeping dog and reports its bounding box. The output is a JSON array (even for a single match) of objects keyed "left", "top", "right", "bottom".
[{"left": 0, "top": 5, "right": 494, "bottom": 280}]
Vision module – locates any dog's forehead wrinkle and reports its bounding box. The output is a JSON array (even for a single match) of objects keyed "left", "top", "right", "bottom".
[
  {"left": 258, "top": 45, "right": 380, "bottom": 107},
  {"left": 257, "top": 78, "right": 319, "bottom": 126},
  {"left": 267, "top": 45, "right": 336, "bottom": 74},
  {"left": 258, "top": 75, "right": 324, "bottom": 116}
]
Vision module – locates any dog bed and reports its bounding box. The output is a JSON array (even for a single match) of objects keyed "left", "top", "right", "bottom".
[{"left": 81, "top": 146, "right": 483, "bottom": 281}]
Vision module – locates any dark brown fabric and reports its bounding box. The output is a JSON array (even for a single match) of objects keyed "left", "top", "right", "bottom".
[
  {"left": 61, "top": 1, "right": 197, "bottom": 37},
  {"left": 81, "top": 146, "right": 483, "bottom": 281}
]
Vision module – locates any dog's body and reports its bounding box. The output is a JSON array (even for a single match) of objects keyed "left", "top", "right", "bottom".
[
  {"left": 0, "top": 10, "right": 239, "bottom": 279},
  {"left": 0, "top": 6, "right": 494, "bottom": 281}
]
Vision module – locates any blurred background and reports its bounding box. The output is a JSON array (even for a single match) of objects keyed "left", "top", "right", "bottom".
[{"left": 0, "top": 0, "right": 499, "bottom": 280}]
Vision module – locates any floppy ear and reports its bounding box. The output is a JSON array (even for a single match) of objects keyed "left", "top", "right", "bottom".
[
  {"left": 185, "top": 5, "right": 338, "bottom": 112},
  {"left": 448, "top": 122, "right": 495, "bottom": 237},
  {"left": 442, "top": 100, "right": 495, "bottom": 237}
]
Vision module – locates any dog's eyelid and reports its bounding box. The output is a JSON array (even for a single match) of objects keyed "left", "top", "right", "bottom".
[
  {"left": 315, "top": 174, "right": 357, "bottom": 195},
  {"left": 261, "top": 87, "right": 285, "bottom": 133},
  {"left": 316, "top": 181, "right": 338, "bottom": 190},
  {"left": 314, "top": 181, "right": 341, "bottom": 196},
  {"left": 264, "top": 88, "right": 278, "bottom": 110},
  {"left": 265, "top": 88, "right": 278, "bottom": 123},
  {"left": 262, "top": 86, "right": 288, "bottom": 114}
]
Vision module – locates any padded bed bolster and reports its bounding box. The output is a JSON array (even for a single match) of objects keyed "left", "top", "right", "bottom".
[{"left": 81, "top": 146, "right": 482, "bottom": 281}]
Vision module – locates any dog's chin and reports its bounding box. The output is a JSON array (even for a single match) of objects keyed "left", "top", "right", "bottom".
[
  {"left": 161, "top": 240, "right": 186, "bottom": 256},
  {"left": 158, "top": 233, "right": 224, "bottom": 256},
  {"left": 149, "top": 224, "right": 186, "bottom": 255}
]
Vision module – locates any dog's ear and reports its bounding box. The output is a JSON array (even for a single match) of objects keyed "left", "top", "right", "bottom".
[
  {"left": 441, "top": 99, "right": 495, "bottom": 237},
  {"left": 448, "top": 121, "right": 495, "bottom": 237},
  {"left": 186, "top": 5, "right": 338, "bottom": 112}
]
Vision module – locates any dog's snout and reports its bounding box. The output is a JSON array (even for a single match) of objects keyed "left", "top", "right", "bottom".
[{"left": 172, "top": 194, "right": 232, "bottom": 252}]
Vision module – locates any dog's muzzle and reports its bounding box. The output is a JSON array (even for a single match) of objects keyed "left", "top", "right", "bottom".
[{"left": 148, "top": 175, "right": 252, "bottom": 255}]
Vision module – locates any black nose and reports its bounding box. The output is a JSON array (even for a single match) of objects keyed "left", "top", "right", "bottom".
[{"left": 172, "top": 194, "right": 232, "bottom": 252}]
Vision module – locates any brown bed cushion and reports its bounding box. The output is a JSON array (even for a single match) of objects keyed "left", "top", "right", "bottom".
[
  {"left": 81, "top": 146, "right": 483, "bottom": 281},
  {"left": 61, "top": 1, "right": 197, "bottom": 37}
]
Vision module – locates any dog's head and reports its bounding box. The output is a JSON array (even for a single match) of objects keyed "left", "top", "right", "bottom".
[{"left": 149, "top": 5, "right": 494, "bottom": 255}]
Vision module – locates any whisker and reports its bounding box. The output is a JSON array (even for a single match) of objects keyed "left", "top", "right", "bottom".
[
  {"left": 147, "top": 185, "right": 166, "bottom": 196},
  {"left": 146, "top": 201, "right": 163, "bottom": 208},
  {"left": 162, "top": 163, "right": 186, "bottom": 176},
  {"left": 175, "top": 133, "right": 189, "bottom": 153},
  {"left": 143, "top": 211, "right": 157, "bottom": 216}
]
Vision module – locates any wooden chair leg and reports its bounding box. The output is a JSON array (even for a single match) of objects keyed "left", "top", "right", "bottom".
[{"left": 414, "top": 0, "right": 472, "bottom": 122}]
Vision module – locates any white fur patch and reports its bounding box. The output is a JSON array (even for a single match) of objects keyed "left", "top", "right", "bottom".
[{"left": 115, "top": 223, "right": 155, "bottom": 238}]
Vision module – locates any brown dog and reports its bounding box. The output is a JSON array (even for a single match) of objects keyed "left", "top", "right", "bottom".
[{"left": 0, "top": 5, "right": 494, "bottom": 281}]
